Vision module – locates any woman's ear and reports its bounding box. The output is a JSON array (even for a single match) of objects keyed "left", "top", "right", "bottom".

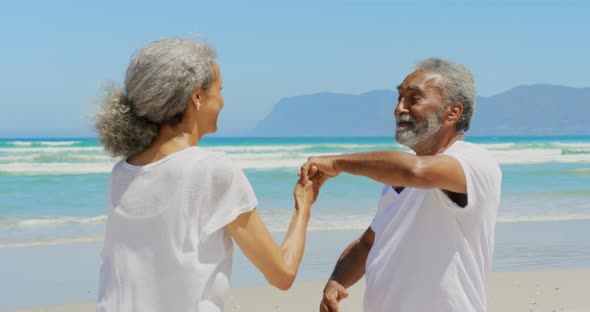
[
  {"left": 191, "top": 88, "right": 201, "bottom": 105},
  {"left": 190, "top": 87, "right": 202, "bottom": 110}
]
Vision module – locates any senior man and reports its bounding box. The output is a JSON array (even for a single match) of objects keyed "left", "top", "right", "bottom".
[{"left": 301, "top": 58, "right": 502, "bottom": 312}]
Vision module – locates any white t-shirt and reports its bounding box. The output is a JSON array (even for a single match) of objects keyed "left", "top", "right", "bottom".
[
  {"left": 365, "top": 141, "right": 502, "bottom": 312},
  {"left": 97, "top": 147, "right": 257, "bottom": 312}
]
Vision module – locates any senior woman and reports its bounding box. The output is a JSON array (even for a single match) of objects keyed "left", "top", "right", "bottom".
[{"left": 94, "top": 38, "right": 320, "bottom": 311}]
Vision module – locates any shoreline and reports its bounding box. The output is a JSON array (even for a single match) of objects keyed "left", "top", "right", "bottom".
[
  {"left": 2, "top": 221, "right": 590, "bottom": 310},
  {"left": 4, "top": 269, "right": 590, "bottom": 312},
  {"left": 4, "top": 217, "right": 590, "bottom": 249}
]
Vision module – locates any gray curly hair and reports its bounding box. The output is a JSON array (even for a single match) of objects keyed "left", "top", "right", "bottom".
[
  {"left": 95, "top": 38, "right": 217, "bottom": 157},
  {"left": 415, "top": 58, "right": 476, "bottom": 133}
]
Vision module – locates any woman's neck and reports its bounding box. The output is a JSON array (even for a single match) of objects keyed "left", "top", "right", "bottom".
[{"left": 127, "top": 126, "right": 199, "bottom": 166}]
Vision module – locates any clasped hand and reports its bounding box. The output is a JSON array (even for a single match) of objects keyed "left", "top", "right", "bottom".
[{"left": 294, "top": 156, "right": 339, "bottom": 205}]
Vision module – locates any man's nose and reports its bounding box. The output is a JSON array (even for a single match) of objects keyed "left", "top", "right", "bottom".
[{"left": 394, "top": 99, "right": 408, "bottom": 117}]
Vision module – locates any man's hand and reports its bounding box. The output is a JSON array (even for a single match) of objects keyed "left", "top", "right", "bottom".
[
  {"left": 300, "top": 156, "right": 340, "bottom": 185},
  {"left": 320, "top": 280, "right": 349, "bottom": 312}
]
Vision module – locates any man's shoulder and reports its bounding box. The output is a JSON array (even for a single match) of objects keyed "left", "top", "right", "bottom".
[
  {"left": 447, "top": 140, "right": 494, "bottom": 159},
  {"left": 448, "top": 140, "right": 484, "bottom": 152},
  {"left": 446, "top": 141, "right": 501, "bottom": 175}
]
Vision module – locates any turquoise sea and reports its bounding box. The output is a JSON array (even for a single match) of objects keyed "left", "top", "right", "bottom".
[{"left": 1, "top": 136, "right": 590, "bottom": 309}]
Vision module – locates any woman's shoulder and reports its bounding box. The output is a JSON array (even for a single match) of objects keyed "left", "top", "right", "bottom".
[
  {"left": 179, "top": 149, "right": 245, "bottom": 190},
  {"left": 185, "top": 148, "right": 232, "bottom": 164},
  {"left": 176, "top": 148, "right": 239, "bottom": 173}
]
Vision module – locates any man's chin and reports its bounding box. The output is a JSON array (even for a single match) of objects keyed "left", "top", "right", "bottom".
[
  {"left": 395, "top": 133, "right": 418, "bottom": 147},
  {"left": 395, "top": 137, "right": 411, "bottom": 147}
]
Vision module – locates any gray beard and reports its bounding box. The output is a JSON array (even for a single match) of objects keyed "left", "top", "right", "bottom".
[{"left": 395, "top": 111, "right": 443, "bottom": 148}]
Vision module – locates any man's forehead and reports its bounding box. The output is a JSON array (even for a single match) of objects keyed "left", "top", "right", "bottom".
[{"left": 397, "top": 70, "right": 445, "bottom": 91}]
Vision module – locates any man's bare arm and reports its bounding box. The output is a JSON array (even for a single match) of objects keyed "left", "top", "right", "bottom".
[
  {"left": 320, "top": 227, "right": 375, "bottom": 312},
  {"left": 329, "top": 227, "right": 374, "bottom": 287},
  {"left": 302, "top": 151, "right": 466, "bottom": 194}
]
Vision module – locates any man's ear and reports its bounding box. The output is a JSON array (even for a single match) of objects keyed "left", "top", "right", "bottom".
[{"left": 446, "top": 102, "right": 463, "bottom": 125}]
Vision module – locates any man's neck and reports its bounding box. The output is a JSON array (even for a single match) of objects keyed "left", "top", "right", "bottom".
[{"left": 411, "top": 131, "right": 463, "bottom": 156}]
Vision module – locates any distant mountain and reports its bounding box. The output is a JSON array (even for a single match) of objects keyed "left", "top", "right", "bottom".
[
  {"left": 250, "top": 84, "right": 590, "bottom": 136},
  {"left": 471, "top": 84, "right": 590, "bottom": 136}
]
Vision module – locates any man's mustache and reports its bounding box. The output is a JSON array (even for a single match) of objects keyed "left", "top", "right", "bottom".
[{"left": 396, "top": 114, "right": 415, "bottom": 123}]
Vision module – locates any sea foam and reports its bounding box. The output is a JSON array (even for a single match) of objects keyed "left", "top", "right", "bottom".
[
  {"left": 0, "top": 146, "right": 104, "bottom": 153},
  {"left": 0, "top": 216, "right": 107, "bottom": 228},
  {"left": 0, "top": 162, "right": 116, "bottom": 175},
  {"left": 1, "top": 141, "right": 589, "bottom": 175},
  {"left": 39, "top": 141, "right": 82, "bottom": 146}
]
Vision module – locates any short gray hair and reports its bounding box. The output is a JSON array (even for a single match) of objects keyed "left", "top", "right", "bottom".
[
  {"left": 95, "top": 38, "right": 217, "bottom": 157},
  {"left": 415, "top": 58, "right": 476, "bottom": 133}
]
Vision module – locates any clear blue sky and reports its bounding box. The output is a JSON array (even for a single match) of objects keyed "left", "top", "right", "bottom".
[{"left": 1, "top": 0, "right": 588, "bottom": 137}]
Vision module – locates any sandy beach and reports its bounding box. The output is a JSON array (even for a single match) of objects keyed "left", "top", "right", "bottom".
[{"left": 6, "top": 269, "right": 590, "bottom": 312}]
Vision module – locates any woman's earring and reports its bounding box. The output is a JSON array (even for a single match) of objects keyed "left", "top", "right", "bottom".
[{"left": 196, "top": 102, "right": 201, "bottom": 111}]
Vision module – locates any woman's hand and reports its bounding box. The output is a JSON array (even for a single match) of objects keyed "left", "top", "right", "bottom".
[
  {"left": 294, "top": 165, "right": 327, "bottom": 214},
  {"left": 294, "top": 177, "right": 314, "bottom": 216}
]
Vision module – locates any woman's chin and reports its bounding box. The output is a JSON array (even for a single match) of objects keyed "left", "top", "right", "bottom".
[
  {"left": 205, "top": 126, "right": 218, "bottom": 135},
  {"left": 200, "top": 124, "right": 218, "bottom": 136}
]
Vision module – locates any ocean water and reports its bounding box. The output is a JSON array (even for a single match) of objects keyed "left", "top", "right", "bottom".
[
  {"left": 1, "top": 136, "right": 590, "bottom": 247},
  {"left": 1, "top": 136, "right": 590, "bottom": 310}
]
